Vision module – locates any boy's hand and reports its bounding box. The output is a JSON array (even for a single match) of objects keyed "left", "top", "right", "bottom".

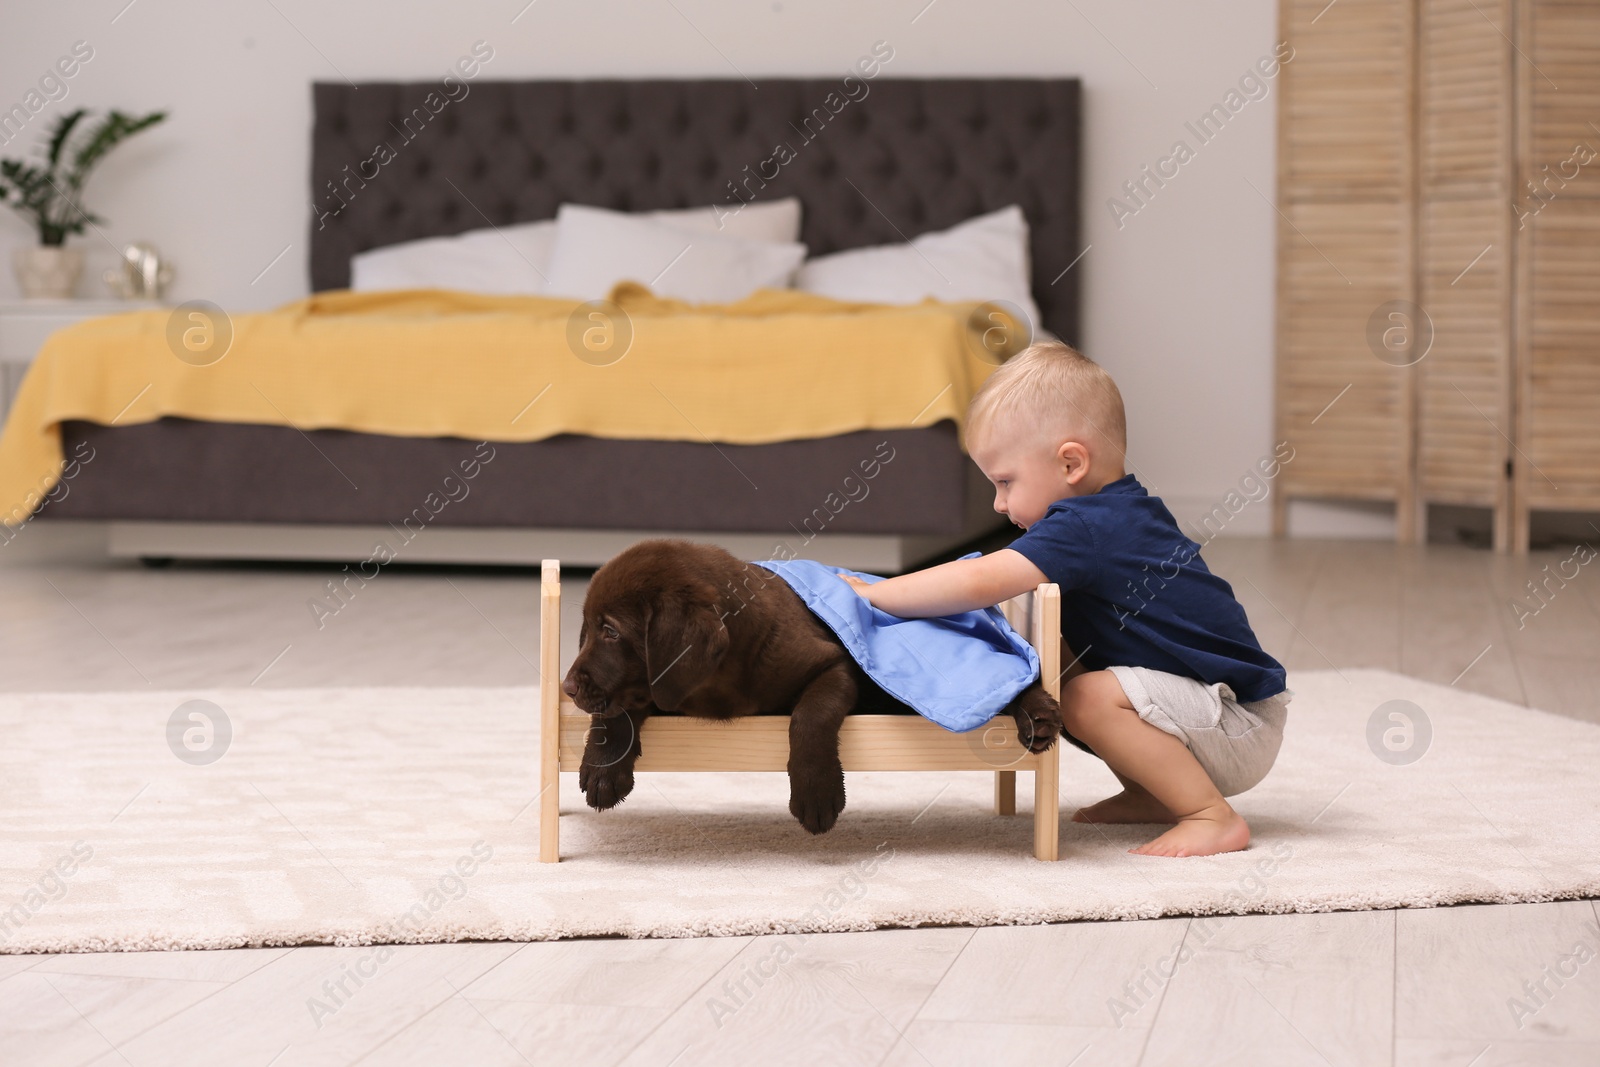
[
  {"left": 834, "top": 549, "right": 1047, "bottom": 619},
  {"left": 838, "top": 574, "right": 873, "bottom": 597}
]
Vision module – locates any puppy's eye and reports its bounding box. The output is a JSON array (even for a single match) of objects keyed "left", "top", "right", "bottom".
[{"left": 601, "top": 623, "right": 620, "bottom": 642}]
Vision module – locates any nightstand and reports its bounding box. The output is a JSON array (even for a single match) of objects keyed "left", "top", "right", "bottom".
[{"left": 0, "top": 298, "right": 164, "bottom": 431}]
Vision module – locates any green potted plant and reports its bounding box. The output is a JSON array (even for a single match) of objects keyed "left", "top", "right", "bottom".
[{"left": 0, "top": 107, "right": 167, "bottom": 299}]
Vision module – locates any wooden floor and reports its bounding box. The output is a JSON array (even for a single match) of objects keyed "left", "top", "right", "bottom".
[{"left": 2, "top": 524, "right": 1598, "bottom": 1066}]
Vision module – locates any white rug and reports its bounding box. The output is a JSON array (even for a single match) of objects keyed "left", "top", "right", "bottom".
[{"left": 2, "top": 669, "right": 1597, "bottom": 954}]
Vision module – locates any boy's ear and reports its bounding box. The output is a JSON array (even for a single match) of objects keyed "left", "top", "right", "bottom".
[{"left": 1058, "top": 440, "right": 1091, "bottom": 484}]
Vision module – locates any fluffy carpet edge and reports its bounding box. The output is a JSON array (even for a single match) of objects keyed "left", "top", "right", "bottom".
[{"left": 7, "top": 877, "right": 1599, "bottom": 956}]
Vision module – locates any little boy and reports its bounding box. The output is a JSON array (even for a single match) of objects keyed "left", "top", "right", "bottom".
[{"left": 840, "top": 340, "right": 1291, "bottom": 857}]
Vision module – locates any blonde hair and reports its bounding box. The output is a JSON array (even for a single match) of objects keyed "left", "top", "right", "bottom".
[{"left": 966, "top": 340, "right": 1128, "bottom": 461}]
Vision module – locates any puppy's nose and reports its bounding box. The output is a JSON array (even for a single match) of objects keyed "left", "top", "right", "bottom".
[{"left": 561, "top": 675, "right": 577, "bottom": 697}]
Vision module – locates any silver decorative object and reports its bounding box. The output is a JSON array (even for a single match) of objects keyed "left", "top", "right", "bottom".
[{"left": 104, "top": 242, "right": 174, "bottom": 300}]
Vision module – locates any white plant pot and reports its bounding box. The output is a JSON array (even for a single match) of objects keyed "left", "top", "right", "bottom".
[{"left": 13, "top": 246, "right": 85, "bottom": 299}]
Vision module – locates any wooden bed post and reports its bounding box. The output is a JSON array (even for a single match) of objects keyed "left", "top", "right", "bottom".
[
  {"left": 994, "top": 594, "right": 1025, "bottom": 816},
  {"left": 539, "top": 559, "right": 561, "bottom": 863},
  {"left": 1033, "top": 584, "right": 1062, "bottom": 861},
  {"left": 994, "top": 771, "right": 1017, "bottom": 815}
]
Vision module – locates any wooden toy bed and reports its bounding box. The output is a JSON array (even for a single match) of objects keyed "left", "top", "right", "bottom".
[{"left": 538, "top": 560, "right": 1065, "bottom": 862}]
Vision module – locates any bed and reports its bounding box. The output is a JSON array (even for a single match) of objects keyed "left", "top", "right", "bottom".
[{"left": 37, "top": 78, "right": 1082, "bottom": 571}]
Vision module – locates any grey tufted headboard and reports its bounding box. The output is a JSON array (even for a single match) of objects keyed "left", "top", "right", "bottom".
[{"left": 309, "top": 78, "right": 1081, "bottom": 342}]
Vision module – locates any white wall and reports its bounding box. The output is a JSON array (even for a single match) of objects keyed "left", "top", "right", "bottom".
[{"left": 0, "top": 0, "right": 1381, "bottom": 538}]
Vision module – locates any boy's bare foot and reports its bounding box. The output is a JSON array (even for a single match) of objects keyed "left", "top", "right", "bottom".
[
  {"left": 1072, "top": 789, "right": 1175, "bottom": 824},
  {"left": 1130, "top": 803, "right": 1250, "bottom": 857}
]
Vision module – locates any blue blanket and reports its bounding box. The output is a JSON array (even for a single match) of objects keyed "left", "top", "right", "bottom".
[{"left": 754, "top": 556, "right": 1040, "bottom": 732}]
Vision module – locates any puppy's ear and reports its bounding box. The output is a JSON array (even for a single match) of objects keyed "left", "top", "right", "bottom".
[{"left": 644, "top": 588, "right": 729, "bottom": 711}]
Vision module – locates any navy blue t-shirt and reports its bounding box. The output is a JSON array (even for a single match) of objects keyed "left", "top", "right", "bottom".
[{"left": 1006, "top": 474, "right": 1286, "bottom": 703}]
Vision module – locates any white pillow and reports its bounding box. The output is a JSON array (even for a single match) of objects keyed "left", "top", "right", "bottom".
[
  {"left": 652, "top": 197, "right": 801, "bottom": 243},
  {"left": 794, "top": 205, "right": 1042, "bottom": 331},
  {"left": 544, "top": 203, "right": 807, "bottom": 304},
  {"left": 350, "top": 221, "right": 555, "bottom": 294},
  {"left": 348, "top": 198, "right": 802, "bottom": 295}
]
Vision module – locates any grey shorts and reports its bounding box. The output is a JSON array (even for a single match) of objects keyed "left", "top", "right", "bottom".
[{"left": 1107, "top": 665, "right": 1292, "bottom": 797}]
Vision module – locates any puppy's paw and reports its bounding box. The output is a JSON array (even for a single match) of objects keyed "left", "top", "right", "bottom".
[
  {"left": 579, "top": 714, "right": 640, "bottom": 811},
  {"left": 789, "top": 762, "right": 847, "bottom": 835},
  {"left": 579, "top": 760, "right": 635, "bottom": 811},
  {"left": 1012, "top": 686, "right": 1063, "bottom": 754}
]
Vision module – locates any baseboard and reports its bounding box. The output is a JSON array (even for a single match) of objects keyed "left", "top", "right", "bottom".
[{"left": 1285, "top": 499, "right": 1399, "bottom": 540}]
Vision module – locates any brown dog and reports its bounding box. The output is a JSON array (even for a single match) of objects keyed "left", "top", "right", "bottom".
[{"left": 560, "top": 539, "right": 1062, "bottom": 834}]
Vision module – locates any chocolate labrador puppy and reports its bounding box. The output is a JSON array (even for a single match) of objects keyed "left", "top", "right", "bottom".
[{"left": 560, "top": 539, "right": 1062, "bottom": 834}]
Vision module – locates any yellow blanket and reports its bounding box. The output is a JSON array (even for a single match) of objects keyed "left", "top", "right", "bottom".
[{"left": 0, "top": 284, "right": 1014, "bottom": 524}]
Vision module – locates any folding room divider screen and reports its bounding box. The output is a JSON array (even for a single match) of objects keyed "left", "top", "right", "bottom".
[{"left": 1273, "top": 0, "right": 1600, "bottom": 552}]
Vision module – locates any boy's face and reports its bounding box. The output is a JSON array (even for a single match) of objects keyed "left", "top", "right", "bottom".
[{"left": 968, "top": 424, "right": 1084, "bottom": 530}]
